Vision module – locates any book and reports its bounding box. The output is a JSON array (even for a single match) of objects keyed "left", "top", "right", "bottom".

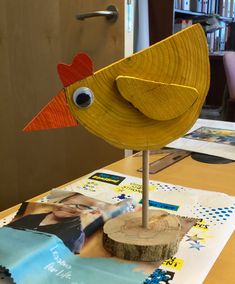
[
  {"left": 210, "top": 0, "right": 217, "bottom": 13},
  {"left": 182, "top": 0, "right": 191, "bottom": 10},
  {"left": 229, "top": 0, "right": 234, "bottom": 17},
  {"left": 225, "top": 21, "right": 235, "bottom": 50},
  {"left": 190, "top": 0, "right": 203, "bottom": 11},
  {"left": 174, "top": 19, "right": 193, "bottom": 33},
  {"left": 202, "top": 0, "right": 209, "bottom": 13},
  {"left": 175, "top": 0, "right": 183, "bottom": 9},
  {"left": 219, "top": 0, "right": 226, "bottom": 16},
  {"left": 226, "top": 0, "right": 231, "bottom": 17},
  {"left": 233, "top": 0, "right": 235, "bottom": 17}
]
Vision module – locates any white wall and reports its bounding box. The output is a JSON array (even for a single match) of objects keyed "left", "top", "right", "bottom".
[{"left": 134, "top": 0, "right": 150, "bottom": 52}]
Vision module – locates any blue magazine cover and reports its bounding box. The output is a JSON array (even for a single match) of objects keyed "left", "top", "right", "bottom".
[{"left": 0, "top": 192, "right": 146, "bottom": 284}]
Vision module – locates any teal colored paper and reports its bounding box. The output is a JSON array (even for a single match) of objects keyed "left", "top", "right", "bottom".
[{"left": 0, "top": 227, "right": 146, "bottom": 284}]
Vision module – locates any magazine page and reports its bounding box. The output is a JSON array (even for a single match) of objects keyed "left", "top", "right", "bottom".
[
  {"left": 50, "top": 169, "right": 235, "bottom": 284},
  {"left": 1, "top": 169, "right": 234, "bottom": 283},
  {"left": 0, "top": 226, "right": 147, "bottom": 284},
  {"left": 0, "top": 193, "right": 144, "bottom": 284},
  {"left": 167, "top": 118, "right": 235, "bottom": 160},
  {"left": 0, "top": 187, "right": 196, "bottom": 284},
  {"left": 7, "top": 193, "right": 134, "bottom": 254}
]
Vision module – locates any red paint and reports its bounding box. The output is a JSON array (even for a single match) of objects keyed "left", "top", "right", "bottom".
[
  {"left": 23, "top": 90, "right": 77, "bottom": 132},
  {"left": 57, "top": 53, "right": 93, "bottom": 87}
]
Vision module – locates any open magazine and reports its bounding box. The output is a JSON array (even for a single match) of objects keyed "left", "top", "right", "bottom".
[
  {"left": 6, "top": 192, "right": 133, "bottom": 254},
  {"left": 0, "top": 187, "right": 197, "bottom": 284},
  {"left": 3, "top": 167, "right": 233, "bottom": 284},
  {"left": 0, "top": 192, "right": 143, "bottom": 284}
]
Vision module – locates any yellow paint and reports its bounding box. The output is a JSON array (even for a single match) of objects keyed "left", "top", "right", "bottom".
[
  {"left": 90, "top": 175, "right": 120, "bottom": 184},
  {"left": 116, "top": 76, "right": 198, "bottom": 120},
  {"left": 162, "top": 257, "right": 184, "bottom": 270},
  {"left": 199, "top": 231, "right": 214, "bottom": 244},
  {"left": 65, "top": 24, "right": 210, "bottom": 150},
  {"left": 194, "top": 219, "right": 209, "bottom": 230},
  {"left": 114, "top": 183, "right": 155, "bottom": 194}
]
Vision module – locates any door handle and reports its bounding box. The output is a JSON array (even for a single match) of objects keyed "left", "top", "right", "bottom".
[{"left": 76, "top": 5, "right": 118, "bottom": 22}]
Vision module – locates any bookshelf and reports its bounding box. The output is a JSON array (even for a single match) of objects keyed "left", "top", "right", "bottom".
[{"left": 148, "top": 0, "right": 235, "bottom": 107}]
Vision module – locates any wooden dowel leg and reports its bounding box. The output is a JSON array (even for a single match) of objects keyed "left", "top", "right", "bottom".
[
  {"left": 103, "top": 149, "right": 181, "bottom": 261},
  {"left": 142, "top": 150, "right": 149, "bottom": 228}
]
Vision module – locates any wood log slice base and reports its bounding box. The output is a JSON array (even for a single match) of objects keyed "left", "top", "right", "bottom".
[{"left": 103, "top": 210, "right": 181, "bottom": 262}]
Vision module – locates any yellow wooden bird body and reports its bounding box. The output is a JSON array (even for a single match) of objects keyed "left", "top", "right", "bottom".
[{"left": 24, "top": 24, "right": 210, "bottom": 151}]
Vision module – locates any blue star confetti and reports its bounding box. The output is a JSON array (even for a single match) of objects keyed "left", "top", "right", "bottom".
[
  {"left": 143, "top": 269, "right": 175, "bottom": 284},
  {"left": 112, "top": 193, "right": 131, "bottom": 201},
  {"left": 189, "top": 241, "right": 205, "bottom": 251},
  {"left": 186, "top": 234, "right": 203, "bottom": 242}
]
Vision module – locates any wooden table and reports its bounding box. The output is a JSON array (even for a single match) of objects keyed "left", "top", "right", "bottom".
[{"left": 1, "top": 153, "right": 235, "bottom": 284}]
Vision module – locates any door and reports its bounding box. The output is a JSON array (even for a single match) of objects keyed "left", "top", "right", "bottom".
[{"left": 0, "top": 0, "right": 135, "bottom": 210}]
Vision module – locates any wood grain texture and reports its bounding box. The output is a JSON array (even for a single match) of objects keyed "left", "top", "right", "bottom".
[
  {"left": 103, "top": 210, "right": 181, "bottom": 261},
  {"left": 104, "top": 153, "right": 235, "bottom": 283},
  {"left": 23, "top": 90, "right": 77, "bottom": 131},
  {"left": 65, "top": 24, "right": 210, "bottom": 150},
  {"left": 142, "top": 150, "right": 149, "bottom": 228},
  {"left": 116, "top": 76, "right": 198, "bottom": 120},
  {"left": 0, "top": 0, "right": 125, "bottom": 210}
]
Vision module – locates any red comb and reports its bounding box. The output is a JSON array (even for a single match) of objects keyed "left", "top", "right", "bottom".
[{"left": 57, "top": 53, "right": 93, "bottom": 87}]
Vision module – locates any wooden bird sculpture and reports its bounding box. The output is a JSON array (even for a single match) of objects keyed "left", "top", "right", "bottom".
[
  {"left": 24, "top": 24, "right": 210, "bottom": 151},
  {"left": 24, "top": 24, "right": 210, "bottom": 262}
]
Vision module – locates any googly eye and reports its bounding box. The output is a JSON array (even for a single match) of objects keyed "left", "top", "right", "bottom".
[{"left": 73, "top": 87, "right": 94, "bottom": 108}]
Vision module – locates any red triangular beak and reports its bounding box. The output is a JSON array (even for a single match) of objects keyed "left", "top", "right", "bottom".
[{"left": 23, "top": 90, "right": 77, "bottom": 132}]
